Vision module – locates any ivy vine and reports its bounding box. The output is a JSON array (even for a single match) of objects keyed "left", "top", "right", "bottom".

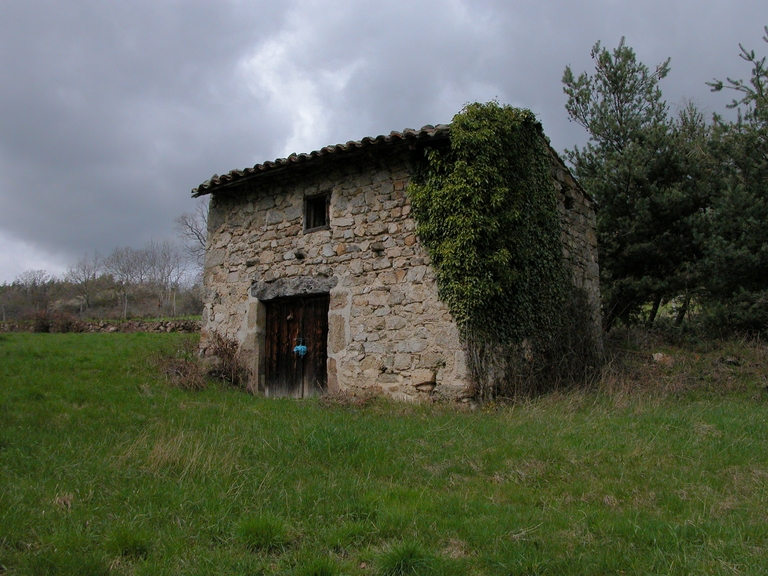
[{"left": 407, "top": 102, "right": 575, "bottom": 396}]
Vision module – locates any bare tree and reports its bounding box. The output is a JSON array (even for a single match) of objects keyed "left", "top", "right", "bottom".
[
  {"left": 105, "top": 240, "right": 189, "bottom": 318},
  {"left": 106, "top": 246, "right": 156, "bottom": 286},
  {"left": 144, "top": 239, "right": 187, "bottom": 315},
  {"left": 65, "top": 251, "right": 102, "bottom": 312},
  {"left": 175, "top": 197, "right": 208, "bottom": 269},
  {"left": 104, "top": 247, "right": 143, "bottom": 318},
  {"left": 15, "top": 269, "right": 52, "bottom": 313},
  {"left": 16, "top": 269, "right": 51, "bottom": 286}
]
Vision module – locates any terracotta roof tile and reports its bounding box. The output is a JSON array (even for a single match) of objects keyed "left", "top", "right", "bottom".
[{"left": 192, "top": 124, "right": 449, "bottom": 197}]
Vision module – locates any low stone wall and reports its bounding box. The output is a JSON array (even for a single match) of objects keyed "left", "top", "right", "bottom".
[
  {"left": 0, "top": 320, "right": 201, "bottom": 334},
  {"left": 84, "top": 320, "right": 202, "bottom": 333}
]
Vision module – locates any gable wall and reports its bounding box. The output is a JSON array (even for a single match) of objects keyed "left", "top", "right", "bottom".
[
  {"left": 550, "top": 152, "right": 601, "bottom": 336},
  {"left": 202, "top": 148, "right": 470, "bottom": 401}
]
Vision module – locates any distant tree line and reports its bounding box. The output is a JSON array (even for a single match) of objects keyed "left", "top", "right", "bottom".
[
  {"left": 563, "top": 26, "right": 768, "bottom": 334},
  {"left": 0, "top": 200, "right": 208, "bottom": 323}
]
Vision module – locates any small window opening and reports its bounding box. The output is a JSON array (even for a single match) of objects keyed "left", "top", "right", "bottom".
[
  {"left": 563, "top": 194, "right": 575, "bottom": 210},
  {"left": 304, "top": 193, "right": 330, "bottom": 232}
]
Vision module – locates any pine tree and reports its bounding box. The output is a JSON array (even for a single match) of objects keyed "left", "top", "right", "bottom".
[
  {"left": 563, "top": 39, "right": 708, "bottom": 328},
  {"left": 703, "top": 27, "right": 768, "bottom": 331}
]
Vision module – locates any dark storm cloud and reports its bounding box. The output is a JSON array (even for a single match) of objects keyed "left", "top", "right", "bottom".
[
  {"left": 0, "top": 0, "right": 765, "bottom": 281},
  {"left": 0, "top": 0, "right": 290, "bottom": 279}
]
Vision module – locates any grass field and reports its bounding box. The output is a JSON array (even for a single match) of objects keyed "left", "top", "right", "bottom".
[{"left": 1, "top": 331, "right": 767, "bottom": 575}]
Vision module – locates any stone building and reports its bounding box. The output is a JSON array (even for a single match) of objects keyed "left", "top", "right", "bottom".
[{"left": 193, "top": 124, "right": 599, "bottom": 401}]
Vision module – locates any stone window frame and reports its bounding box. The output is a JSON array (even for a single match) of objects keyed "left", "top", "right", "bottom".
[{"left": 304, "top": 192, "right": 331, "bottom": 233}]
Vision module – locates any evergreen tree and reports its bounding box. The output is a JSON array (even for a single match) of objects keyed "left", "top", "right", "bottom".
[
  {"left": 703, "top": 27, "right": 768, "bottom": 331},
  {"left": 563, "top": 39, "right": 708, "bottom": 328}
]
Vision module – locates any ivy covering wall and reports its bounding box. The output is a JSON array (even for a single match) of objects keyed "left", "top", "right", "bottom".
[{"left": 408, "top": 102, "right": 594, "bottom": 398}]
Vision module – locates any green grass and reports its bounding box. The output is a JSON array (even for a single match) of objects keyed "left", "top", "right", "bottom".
[
  {"left": 236, "top": 514, "right": 292, "bottom": 552},
  {"left": 377, "top": 542, "right": 433, "bottom": 575},
  {"left": 1, "top": 332, "right": 767, "bottom": 574}
]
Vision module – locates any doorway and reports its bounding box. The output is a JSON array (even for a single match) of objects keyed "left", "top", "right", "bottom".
[{"left": 264, "top": 294, "right": 329, "bottom": 397}]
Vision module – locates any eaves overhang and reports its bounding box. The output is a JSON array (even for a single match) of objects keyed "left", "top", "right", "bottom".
[{"left": 192, "top": 124, "right": 450, "bottom": 197}]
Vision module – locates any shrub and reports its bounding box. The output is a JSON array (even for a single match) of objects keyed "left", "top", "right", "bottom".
[
  {"left": 152, "top": 336, "right": 207, "bottom": 391},
  {"left": 207, "top": 330, "right": 249, "bottom": 389},
  {"left": 700, "top": 289, "right": 768, "bottom": 335},
  {"left": 31, "top": 311, "right": 51, "bottom": 333},
  {"left": 28, "top": 311, "right": 85, "bottom": 334},
  {"left": 50, "top": 312, "right": 84, "bottom": 333}
]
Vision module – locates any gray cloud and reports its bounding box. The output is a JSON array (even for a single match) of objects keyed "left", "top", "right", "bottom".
[{"left": 0, "top": 0, "right": 764, "bottom": 282}]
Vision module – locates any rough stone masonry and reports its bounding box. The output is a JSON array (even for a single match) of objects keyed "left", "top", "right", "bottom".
[{"left": 193, "top": 125, "right": 599, "bottom": 401}]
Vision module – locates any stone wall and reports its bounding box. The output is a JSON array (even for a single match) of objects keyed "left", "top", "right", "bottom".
[
  {"left": 549, "top": 147, "right": 602, "bottom": 339},
  {"left": 201, "top": 140, "right": 600, "bottom": 400},
  {"left": 0, "top": 319, "right": 201, "bottom": 333},
  {"left": 202, "top": 147, "right": 470, "bottom": 401}
]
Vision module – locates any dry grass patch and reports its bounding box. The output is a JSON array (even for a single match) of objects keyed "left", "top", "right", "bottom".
[
  {"left": 319, "top": 388, "right": 381, "bottom": 408},
  {"left": 151, "top": 335, "right": 208, "bottom": 391},
  {"left": 440, "top": 538, "right": 470, "bottom": 559},
  {"left": 597, "top": 327, "right": 768, "bottom": 398},
  {"left": 115, "top": 424, "right": 241, "bottom": 480}
]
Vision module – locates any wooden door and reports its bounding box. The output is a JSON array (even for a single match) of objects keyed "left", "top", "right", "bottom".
[{"left": 264, "top": 295, "right": 329, "bottom": 398}]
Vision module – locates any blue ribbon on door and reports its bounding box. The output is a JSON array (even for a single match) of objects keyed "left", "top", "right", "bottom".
[{"left": 293, "top": 338, "right": 308, "bottom": 357}]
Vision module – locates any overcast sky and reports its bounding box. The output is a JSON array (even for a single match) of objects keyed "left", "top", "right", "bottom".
[{"left": 0, "top": 1, "right": 764, "bottom": 283}]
